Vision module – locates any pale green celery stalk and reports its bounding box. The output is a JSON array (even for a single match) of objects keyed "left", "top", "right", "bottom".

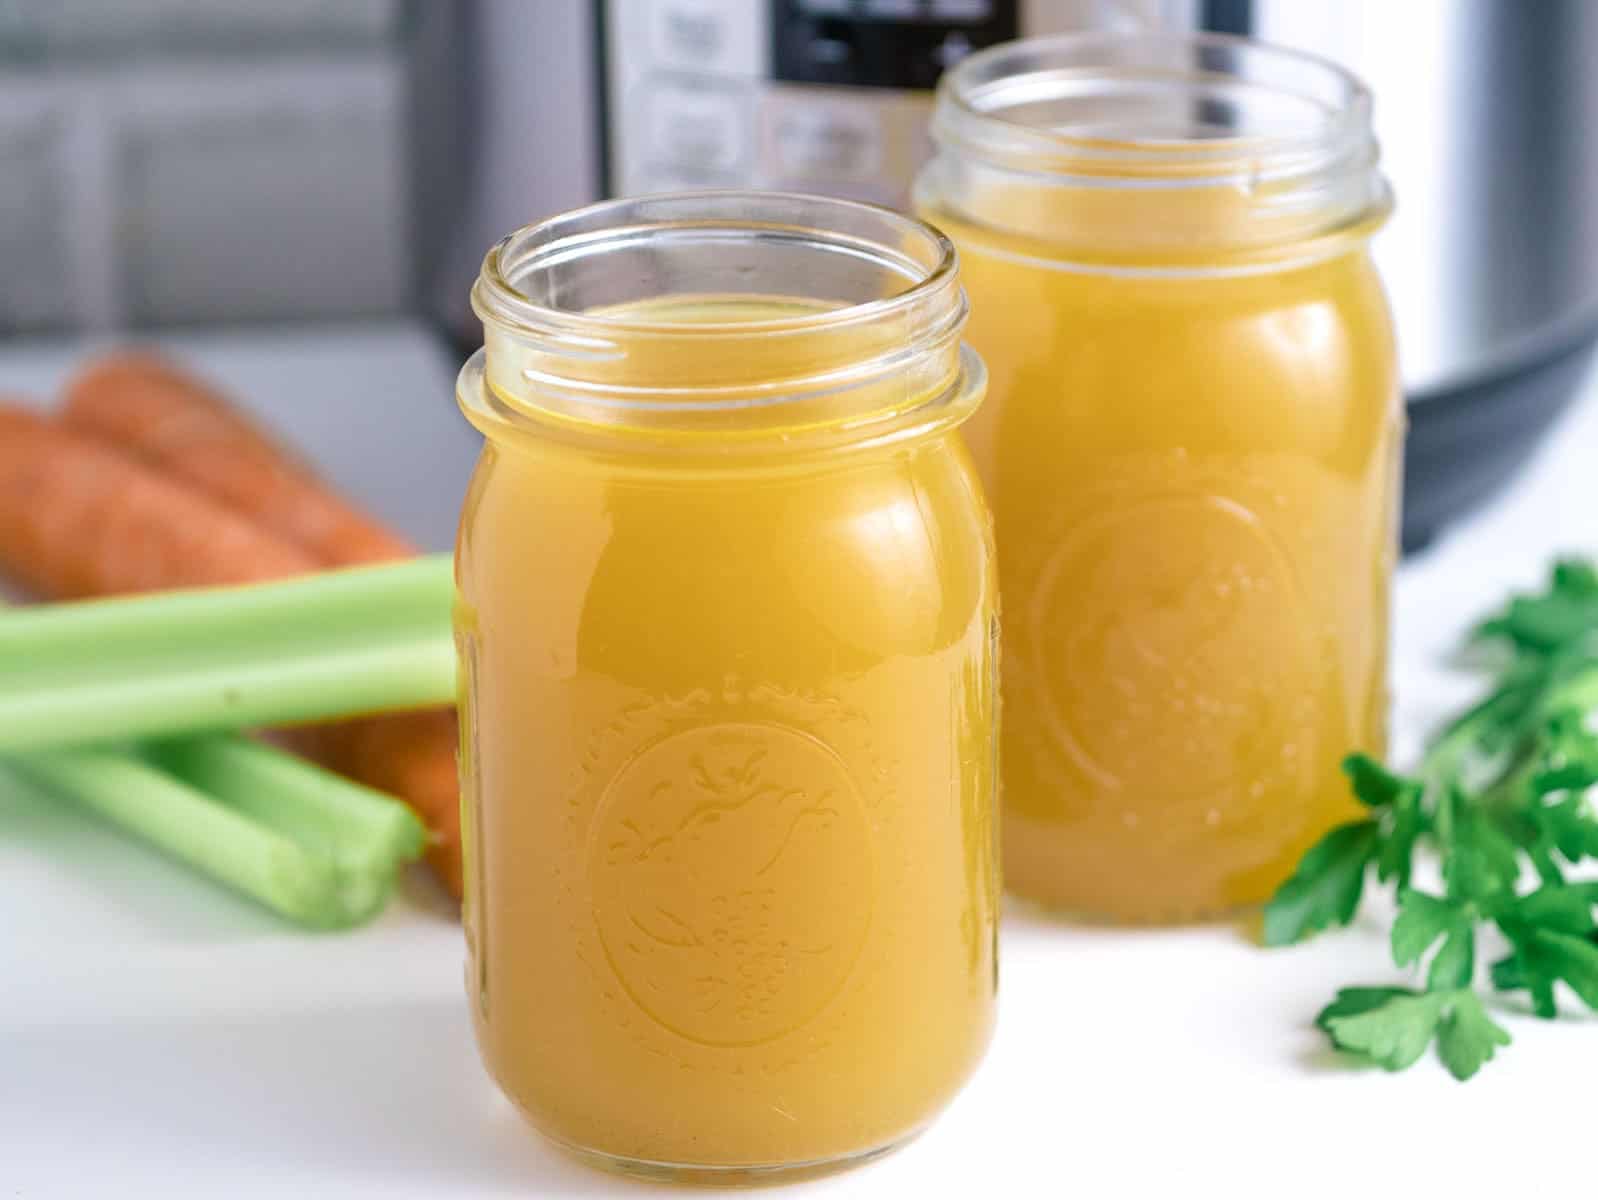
[
  {"left": 10, "top": 749, "right": 360, "bottom": 926},
  {"left": 12, "top": 733, "right": 425, "bottom": 929},
  {"left": 143, "top": 733, "right": 427, "bottom": 920},
  {"left": 0, "top": 555, "right": 455, "bottom": 753}
]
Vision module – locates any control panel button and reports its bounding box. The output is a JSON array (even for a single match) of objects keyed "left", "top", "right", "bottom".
[
  {"left": 764, "top": 95, "right": 883, "bottom": 181},
  {"left": 638, "top": 77, "right": 751, "bottom": 173},
  {"left": 646, "top": 0, "right": 764, "bottom": 76}
]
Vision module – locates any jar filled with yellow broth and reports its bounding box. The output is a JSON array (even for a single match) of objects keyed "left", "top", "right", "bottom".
[
  {"left": 917, "top": 34, "right": 1400, "bottom": 922},
  {"left": 454, "top": 193, "right": 998, "bottom": 1181}
]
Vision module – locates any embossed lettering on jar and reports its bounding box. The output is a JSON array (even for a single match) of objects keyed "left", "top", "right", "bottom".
[
  {"left": 917, "top": 34, "right": 1401, "bottom": 921},
  {"left": 454, "top": 194, "right": 998, "bottom": 1181}
]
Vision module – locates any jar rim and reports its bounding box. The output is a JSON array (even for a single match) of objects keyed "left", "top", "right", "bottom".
[
  {"left": 472, "top": 190, "right": 960, "bottom": 343},
  {"left": 462, "top": 191, "right": 980, "bottom": 451},
  {"left": 934, "top": 31, "right": 1377, "bottom": 189}
]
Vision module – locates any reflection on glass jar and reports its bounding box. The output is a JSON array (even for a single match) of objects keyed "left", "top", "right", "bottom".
[
  {"left": 454, "top": 193, "right": 998, "bottom": 1181},
  {"left": 918, "top": 33, "right": 1401, "bottom": 922}
]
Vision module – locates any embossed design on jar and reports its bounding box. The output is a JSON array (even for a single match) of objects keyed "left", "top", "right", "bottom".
[
  {"left": 590, "top": 723, "right": 873, "bottom": 1047},
  {"left": 1027, "top": 490, "right": 1320, "bottom": 816}
]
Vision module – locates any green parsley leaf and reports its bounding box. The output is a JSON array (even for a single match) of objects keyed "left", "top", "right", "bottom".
[
  {"left": 1507, "top": 882, "right": 1598, "bottom": 936},
  {"left": 1427, "top": 660, "right": 1548, "bottom": 763},
  {"left": 1477, "top": 560, "right": 1598, "bottom": 652},
  {"left": 1390, "top": 890, "right": 1459, "bottom": 965},
  {"left": 1435, "top": 991, "right": 1512, "bottom": 1080},
  {"left": 1262, "top": 820, "right": 1378, "bottom": 946},
  {"left": 1489, "top": 952, "right": 1528, "bottom": 994},
  {"left": 1491, "top": 942, "right": 1558, "bottom": 1018},
  {"left": 1427, "top": 927, "right": 1476, "bottom": 991},
  {"left": 1492, "top": 925, "right": 1598, "bottom": 1017},
  {"left": 1376, "top": 793, "right": 1425, "bottom": 888},
  {"left": 1529, "top": 708, "right": 1598, "bottom": 797},
  {"left": 1391, "top": 890, "right": 1476, "bottom": 990},
  {"left": 1343, "top": 754, "right": 1418, "bottom": 810},
  {"left": 1272, "top": 557, "right": 1598, "bottom": 1080},
  {"left": 1341, "top": 754, "right": 1427, "bottom": 889},
  {"left": 1440, "top": 798, "right": 1521, "bottom": 905},
  {"left": 1530, "top": 763, "right": 1598, "bottom": 793},
  {"left": 1321, "top": 989, "right": 1447, "bottom": 1072},
  {"left": 1316, "top": 988, "right": 1511, "bottom": 1079},
  {"left": 1314, "top": 986, "right": 1417, "bottom": 1032},
  {"left": 1553, "top": 558, "right": 1598, "bottom": 596},
  {"left": 1539, "top": 931, "right": 1598, "bottom": 1007},
  {"left": 1524, "top": 757, "right": 1598, "bottom": 866}
]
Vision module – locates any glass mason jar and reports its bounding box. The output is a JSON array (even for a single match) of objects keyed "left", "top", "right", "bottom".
[
  {"left": 454, "top": 193, "right": 998, "bottom": 1181},
  {"left": 917, "top": 34, "right": 1400, "bottom": 922}
]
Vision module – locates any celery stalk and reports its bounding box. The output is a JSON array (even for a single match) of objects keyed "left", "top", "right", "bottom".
[
  {"left": 11, "top": 749, "right": 356, "bottom": 926},
  {"left": 13, "top": 735, "right": 426, "bottom": 928},
  {"left": 1, "top": 576, "right": 434, "bottom": 927},
  {"left": 0, "top": 556, "right": 455, "bottom": 752},
  {"left": 144, "top": 733, "right": 427, "bottom": 870}
]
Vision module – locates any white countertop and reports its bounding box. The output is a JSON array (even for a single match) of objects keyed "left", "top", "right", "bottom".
[{"left": 2, "top": 323, "right": 1594, "bottom": 1198}]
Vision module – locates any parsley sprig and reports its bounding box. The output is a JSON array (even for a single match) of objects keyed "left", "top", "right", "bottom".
[{"left": 1265, "top": 559, "right": 1598, "bottom": 1079}]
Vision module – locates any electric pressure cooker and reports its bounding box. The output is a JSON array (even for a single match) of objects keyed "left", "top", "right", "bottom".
[{"left": 448, "top": 0, "right": 1598, "bottom": 550}]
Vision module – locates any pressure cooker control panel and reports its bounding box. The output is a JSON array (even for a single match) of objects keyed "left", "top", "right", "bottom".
[
  {"left": 601, "top": 0, "right": 1026, "bottom": 206},
  {"left": 772, "top": 0, "right": 1019, "bottom": 90}
]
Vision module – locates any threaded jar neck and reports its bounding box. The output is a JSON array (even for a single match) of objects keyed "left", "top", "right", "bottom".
[
  {"left": 923, "top": 32, "right": 1390, "bottom": 269},
  {"left": 463, "top": 192, "right": 982, "bottom": 453}
]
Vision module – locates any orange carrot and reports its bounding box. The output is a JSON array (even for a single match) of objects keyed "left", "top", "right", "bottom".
[
  {"left": 0, "top": 406, "right": 314, "bottom": 599},
  {"left": 55, "top": 357, "right": 463, "bottom": 898},
  {"left": 62, "top": 353, "right": 413, "bottom": 566}
]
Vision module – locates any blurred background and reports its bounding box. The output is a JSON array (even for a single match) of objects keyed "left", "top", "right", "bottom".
[{"left": 1, "top": 0, "right": 1596, "bottom": 549}]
